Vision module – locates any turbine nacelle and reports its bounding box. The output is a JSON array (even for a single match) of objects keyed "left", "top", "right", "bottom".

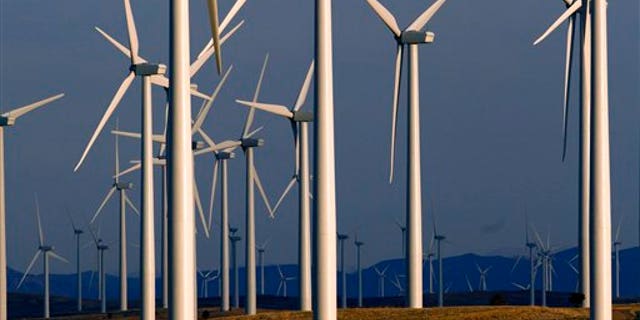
[
  {"left": 130, "top": 63, "right": 167, "bottom": 76},
  {"left": 397, "top": 30, "right": 435, "bottom": 45},
  {"left": 216, "top": 151, "right": 235, "bottom": 160},
  {"left": 114, "top": 182, "right": 133, "bottom": 190},
  {"left": 292, "top": 110, "right": 314, "bottom": 122},
  {"left": 241, "top": 138, "right": 264, "bottom": 149},
  {"left": 98, "top": 244, "right": 109, "bottom": 250},
  {"left": 39, "top": 245, "right": 53, "bottom": 252},
  {"left": 192, "top": 140, "right": 206, "bottom": 151},
  {"left": 0, "top": 117, "right": 16, "bottom": 127},
  {"left": 74, "top": 229, "right": 84, "bottom": 235}
]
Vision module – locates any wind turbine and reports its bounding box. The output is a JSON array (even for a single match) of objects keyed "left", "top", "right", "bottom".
[
  {"left": 276, "top": 265, "right": 295, "bottom": 297},
  {"left": 390, "top": 274, "right": 405, "bottom": 297},
  {"left": 431, "top": 199, "right": 446, "bottom": 307},
  {"left": 426, "top": 237, "right": 435, "bottom": 294},
  {"left": 613, "top": 213, "right": 624, "bottom": 299},
  {"left": 395, "top": 219, "right": 406, "bottom": 258},
  {"left": 364, "top": 0, "right": 448, "bottom": 307},
  {"left": 16, "top": 195, "right": 69, "bottom": 319},
  {"left": 532, "top": 226, "right": 556, "bottom": 307},
  {"left": 475, "top": 263, "right": 491, "bottom": 292},
  {"left": 256, "top": 239, "right": 270, "bottom": 296},
  {"left": 512, "top": 211, "right": 537, "bottom": 306},
  {"left": 88, "top": 226, "right": 110, "bottom": 314},
  {"left": 66, "top": 212, "right": 84, "bottom": 312},
  {"left": 533, "top": 0, "right": 592, "bottom": 308},
  {"left": 464, "top": 275, "right": 474, "bottom": 293},
  {"left": 354, "top": 236, "right": 364, "bottom": 307},
  {"left": 235, "top": 59, "right": 315, "bottom": 311},
  {"left": 0, "top": 93, "right": 63, "bottom": 319},
  {"left": 198, "top": 269, "right": 218, "bottom": 298},
  {"left": 337, "top": 233, "right": 349, "bottom": 308},
  {"left": 230, "top": 229, "right": 241, "bottom": 309},
  {"left": 89, "top": 123, "right": 139, "bottom": 311},
  {"left": 373, "top": 265, "right": 389, "bottom": 297}
]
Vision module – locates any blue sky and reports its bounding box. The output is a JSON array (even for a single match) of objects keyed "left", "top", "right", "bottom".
[{"left": 0, "top": 0, "right": 638, "bottom": 276}]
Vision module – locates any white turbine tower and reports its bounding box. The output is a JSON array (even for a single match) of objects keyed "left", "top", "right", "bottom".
[
  {"left": 88, "top": 124, "right": 139, "bottom": 312},
  {"left": 16, "top": 195, "right": 69, "bottom": 319},
  {"left": 354, "top": 236, "right": 364, "bottom": 307},
  {"left": 533, "top": 0, "right": 592, "bottom": 308},
  {"left": 337, "top": 233, "right": 349, "bottom": 308},
  {"left": 276, "top": 265, "right": 295, "bottom": 297},
  {"left": 364, "top": 0, "right": 448, "bottom": 307},
  {"left": 0, "top": 93, "right": 63, "bottom": 319},
  {"left": 66, "top": 212, "right": 84, "bottom": 312},
  {"left": 465, "top": 275, "right": 474, "bottom": 293},
  {"left": 373, "top": 265, "right": 389, "bottom": 297},
  {"left": 236, "top": 60, "right": 315, "bottom": 311},
  {"left": 426, "top": 237, "right": 435, "bottom": 294}
]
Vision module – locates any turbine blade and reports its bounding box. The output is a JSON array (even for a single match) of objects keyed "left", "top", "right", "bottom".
[
  {"left": 123, "top": 0, "right": 140, "bottom": 64},
  {"left": 208, "top": 159, "right": 220, "bottom": 232},
  {"left": 293, "top": 123, "right": 299, "bottom": 175},
  {"left": 194, "top": 140, "right": 242, "bottom": 156},
  {"left": 115, "top": 120, "right": 120, "bottom": 178},
  {"left": 114, "top": 162, "right": 142, "bottom": 179},
  {"left": 125, "top": 193, "right": 140, "bottom": 215},
  {"left": 511, "top": 255, "right": 523, "bottom": 274},
  {"left": 3, "top": 93, "right": 64, "bottom": 119},
  {"left": 49, "top": 251, "right": 69, "bottom": 264},
  {"left": 74, "top": 72, "right": 135, "bottom": 172},
  {"left": 293, "top": 61, "right": 315, "bottom": 111},
  {"left": 91, "top": 187, "right": 117, "bottom": 224},
  {"left": 407, "top": 0, "right": 447, "bottom": 32},
  {"left": 192, "top": 66, "right": 233, "bottom": 133},
  {"left": 533, "top": 0, "right": 582, "bottom": 45},
  {"left": 245, "top": 126, "right": 264, "bottom": 139},
  {"left": 149, "top": 75, "right": 212, "bottom": 101},
  {"left": 219, "top": 0, "right": 246, "bottom": 33},
  {"left": 389, "top": 44, "right": 403, "bottom": 183},
  {"left": 615, "top": 212, "right": 625, "bottom": 242},
  {"left": 206, "top": 0, "right": 223, "bottom": 74},
  {"left": 16, "top": 251, "right": 41, "bottom": 289},
  {"left": 34, "top": 194, "right": 44, "bottom": 247},
  {"left": 364, "top": 0, "right": 401, "bottom": 37},
  {"left": 111, "top": 130, "right": 141, "bottom": 139},
  {"left": 95, "top": 27, "right": 147, "bottom": 63},
  {"left": 271, "top": 177, "right": 297, "bottom": 218},
  {"left": 194, "top": 176, "right": 210, "bottom": 238},
  {"left": 197, "top": 128, "right": 218, "bottom": 151},
  {"left": 253, "top": 164, "right": 273, "bottom": 215},
  {"left": 243, "top": 54, "right": 270, "bottom": 138},
  {"left": 236, "top": 100, "right": 293, "bottom": 119},
  {"left": 561, "top": 15, "right": 575, "bottom": 162},
  {"left": 191, "top": 21, "right": 244, "bottom": 77}
]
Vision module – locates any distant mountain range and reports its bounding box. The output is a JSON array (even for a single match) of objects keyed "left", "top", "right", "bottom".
[{"left": 8, "top": 246, "right": 640, "bottom": 301}]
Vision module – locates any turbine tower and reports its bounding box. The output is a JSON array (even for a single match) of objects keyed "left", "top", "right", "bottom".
[
  {"left": 89, "top": 124, "right": 139, "bottom": 312},
  {"left": 354, "top": 236, "right": 364, "bottom": 307},
  {"left": 0, "top": 93, "right": 63, "bottom": 319},
  {"left": 432, "top": 201, "right": 445, "bottom": 307},
  {"left": 236, "top": 59, "right": 315, "bottom": 311},
  {"left": 313, "top": 0, "right": 338, "bottom": 317},
  {"left": 16, "top": 195, "right": 69, "bottom": 319},
  {"left": 364, "top": 0, "right": 448, "bottom": 307},
  {"left": 337, "top": 233, "right": 349, "bottom": 308},
  {"left": 533, "top": 0, "right": 592, "bottom": 307}
]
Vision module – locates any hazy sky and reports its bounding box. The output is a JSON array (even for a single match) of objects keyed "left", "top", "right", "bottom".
[{"left": 0, "top": 0, "right": 638, "bottom": 277}]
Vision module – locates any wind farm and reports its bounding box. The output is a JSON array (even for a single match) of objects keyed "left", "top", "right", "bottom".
[{"left": 0, "top": 0, "right": 638, "bottom": 320}]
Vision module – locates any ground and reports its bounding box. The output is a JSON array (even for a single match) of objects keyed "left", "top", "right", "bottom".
[{"left": 22, "top": 305, "right": 640, "bottom": 320}]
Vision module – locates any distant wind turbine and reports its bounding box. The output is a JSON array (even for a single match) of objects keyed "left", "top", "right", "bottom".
[
  {"left": 464, "top": 275, "right": 474, "bottom": 293},
  {"left": 88, "top": 226, "right": 109, "bottom": 314},
  {"left": 475, "top": 263, "right": 492, "bottom": 292},
  {"left": 16, "top": 195, "right": 69, "bottom": 319},
  {"left": 256, "top": 239, "right": 270, "bottom": 296},
  {"left": 354, "top": 236, "right": 365, "bottom": 307},
  {"left": 373, "top": 265, "right": 389, "bottom": 297},
  {"left": 66, "top": 211, "right": 84, "bottom": 312},
  {"left": 431, "top": 198, "right": 446, "bottom": 307},
  {"left": 613, "top": 213, "right": 624, "bottom": 299},
  {"left": 230, "top": 229, "right": 242, "bottom": 309},
  {"left": 337, "top": 233, "right": 349, "bottom": 308},
  {"left": 276, "top": 265, "right": 295, "bottom": 297},
  {"left": 0, "top": 93, "right": 63, "bottom": 319},
  {"left": 390, "top": 274, "right": 405, "bottom": 297}
]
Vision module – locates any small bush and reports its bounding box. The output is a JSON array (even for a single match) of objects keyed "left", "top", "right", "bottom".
[
  {"left": 202, "top": 310, "right": 211, "bottom": 318},
  {"left": 568, "top": 293, "right": 585, "bottom": 307},
  {"left": 489, "top": 293, "right": 507, "bottom": 305}
]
